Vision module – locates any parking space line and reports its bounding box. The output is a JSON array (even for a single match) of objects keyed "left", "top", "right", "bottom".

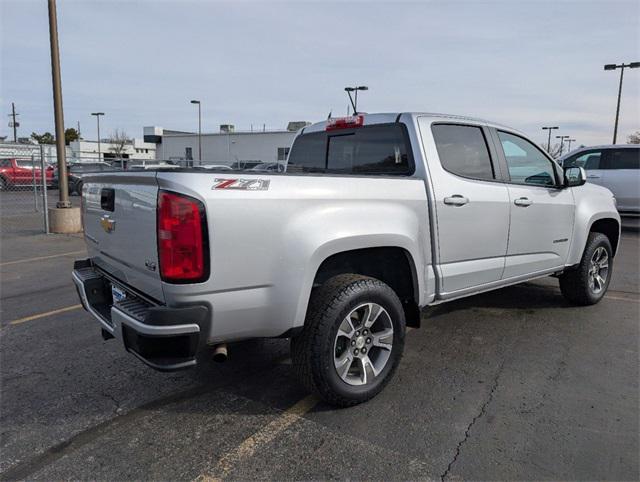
[
  {"left": 197, "top": 395, "right": 319, "bottom": 480},
  {"left": 9, "top": 304, "right": 82, "bottom": 325},
  {"left": 0, "top": 250, "right": 85, "bottom": 267}
]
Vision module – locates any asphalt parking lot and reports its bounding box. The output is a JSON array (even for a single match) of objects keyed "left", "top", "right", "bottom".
[{"left": 1, "top": 221, "right": 638, "bottom": 480}]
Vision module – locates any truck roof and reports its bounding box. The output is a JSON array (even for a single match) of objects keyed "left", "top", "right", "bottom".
[{"left": 303, "top": 112, "right": 515, "bottom": 134}]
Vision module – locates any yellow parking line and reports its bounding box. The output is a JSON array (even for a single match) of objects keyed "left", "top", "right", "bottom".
[
  {"left": 9, "top": 304, "right": 82, "bottom": 325},
  {"left": 197, "top": 395, "right": 318, "bottom": 480},
  {"left": 0, "top": 250, "right": 85, "bottom": 267}
]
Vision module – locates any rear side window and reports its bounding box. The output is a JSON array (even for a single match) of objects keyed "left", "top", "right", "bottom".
[
  {"left": 605, "top": 148, "right": 639, "bottom": 170},
  {"left": 431, "top": 124, "right": 495, "bottom": 181},
  {"left": 286, "top": 124, "right": 413, "bottom": 175}
]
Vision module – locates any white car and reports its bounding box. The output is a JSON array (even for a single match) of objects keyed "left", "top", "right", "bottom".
[{"left": 560, "top": 145, "right": 640, "bottom": 223}]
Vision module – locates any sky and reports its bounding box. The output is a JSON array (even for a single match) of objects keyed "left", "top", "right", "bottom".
[{"left": 1, "top": 0, "right": 639, "bottom": 149}]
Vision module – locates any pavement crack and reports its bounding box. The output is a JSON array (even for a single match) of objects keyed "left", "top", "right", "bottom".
[
  {"left": 102, "top": 391, "right": 123, "bottom": 415},
  {"left": 440, "top": 359, "right": 505, "bottom": 481}
]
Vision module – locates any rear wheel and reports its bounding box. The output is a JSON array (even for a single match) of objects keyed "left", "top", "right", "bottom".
[
  {"left": 0, "top": 177, "right": 6, "bottom": 191},
  {"left": 559, "top": 232, "right": 613, "bottom": 305},
  {"left": 291, "top": 274, "right": 405, "bottom": 407}
]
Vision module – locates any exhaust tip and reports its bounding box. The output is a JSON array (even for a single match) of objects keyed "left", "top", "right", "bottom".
[{"left": 213, "top": 343, "right": 228, "bottom": 363}]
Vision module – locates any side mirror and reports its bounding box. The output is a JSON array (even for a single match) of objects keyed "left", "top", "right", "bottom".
[{"left": 564, "top": 166, "right": 586, "bottom": 187}]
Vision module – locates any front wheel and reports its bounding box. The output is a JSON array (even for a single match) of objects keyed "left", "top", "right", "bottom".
[
  {"left": 291, "top": 274, "right": 405, "bottom": 407},
  {"left": 559, "top": 232, "right": 613, "bottom": 305}
]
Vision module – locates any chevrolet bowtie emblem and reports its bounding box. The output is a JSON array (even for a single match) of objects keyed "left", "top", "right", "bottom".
[{"left": 100, "top": 215, "right": 116, "bottom": 233}]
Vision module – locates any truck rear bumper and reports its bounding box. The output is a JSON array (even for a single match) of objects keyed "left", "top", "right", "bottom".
[{"left": 72, "top": 259, "right": 208, "bottom": 371}]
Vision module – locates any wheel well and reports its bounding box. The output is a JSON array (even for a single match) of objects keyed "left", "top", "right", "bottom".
[
  {"left": 590, "top": 218, "right": 620, "bottom": 256},
  {"left": 313, "top": 247, "right": 421, "bottom": 328}
]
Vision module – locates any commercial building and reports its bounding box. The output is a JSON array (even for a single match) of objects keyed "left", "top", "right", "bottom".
[
  {"left": 67, "top": 138, "right": 156, "bottom": 161},
  {"left": 147, "top": 122, "right": 309, "bottom": 165}
]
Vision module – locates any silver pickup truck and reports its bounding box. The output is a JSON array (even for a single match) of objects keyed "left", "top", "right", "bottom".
[{"left": 73, "top": 113, "right": 620, "bottom": 406}]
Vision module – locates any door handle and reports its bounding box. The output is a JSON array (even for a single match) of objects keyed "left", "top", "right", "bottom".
[
  {"left": 514, "top": 197, "right": 532, "bottom": 207},
  {"left": 443, "top": 195, "right": 469, "bottom": 206}
]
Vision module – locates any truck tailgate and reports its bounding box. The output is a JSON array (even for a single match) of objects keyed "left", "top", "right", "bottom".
[{"left": 82, "top": 171, "right": 164, "bottom": 303}]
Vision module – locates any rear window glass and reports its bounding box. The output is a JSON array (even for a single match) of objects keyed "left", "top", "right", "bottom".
[
  {"left": 606, "top": 149, "right": 639, "bottom": 170},
  {"left": 286, "top": 124, "right": 413, "bottom": 175},
  {"left": 431, "top": 124, "right": 495, "bottom": 180}
]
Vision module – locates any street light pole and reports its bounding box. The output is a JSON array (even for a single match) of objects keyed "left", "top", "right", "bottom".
[
  {"left": 47, "top": 0, "right": 70, "bottom": 208},
  {"left": 542, "top": 126, "right": 559, "bottom": 152},
  {"left": 91, "top": 112, "right": 104, "bottom": 160},
  {"left": 556, "top": 135, "right": 570, "bottom": 156},
  {"left": 344, "top": 86, "right": 368, "bottom": 114},
  {"left": 604, "top": 62, "right": 640, "bottom": 144},
  {"left": 565, "top": 138, "right": 576, "bottom": 152},
  {"left": 190, "top": 100, "right": 202, "bottom": 164}
]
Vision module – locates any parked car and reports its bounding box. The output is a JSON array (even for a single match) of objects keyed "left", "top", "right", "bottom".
[
  {"left": 53, "top": 162, "right": 116, "bottom": 195},
  {"left": 248, "top": 162, "right": 286, "bottom": 172},
  {"left": 560, "top": 144, "right": 639, "bottom": 223},
  {"left": 73, "top": 113, "right": 620, "bottom": 407},
  {"left": 0, "top": 158, "right": 54, "bottom": 190}
]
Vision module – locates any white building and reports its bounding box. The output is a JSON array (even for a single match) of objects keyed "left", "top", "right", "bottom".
[
  {"left": 148, "top": 123, "right": 308, "bottom": 166},
  {"left": 68, "top": 138, "right": 156, "bottom": 162}
]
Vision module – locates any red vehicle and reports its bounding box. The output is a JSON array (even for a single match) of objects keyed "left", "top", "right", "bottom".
[{"left": 0, "top": 158, "right": 54, "bottom": 190}]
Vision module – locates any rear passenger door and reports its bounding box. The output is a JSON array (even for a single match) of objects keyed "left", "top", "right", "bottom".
[
  {"left": 492, "top": 130, "right": 574, "bottom": 278},
  {"left": 419, "top": 120, "right": 511, "bottom": 295},
  {"left": 601, "top": 148, "right": 640, "bottom": 214}
]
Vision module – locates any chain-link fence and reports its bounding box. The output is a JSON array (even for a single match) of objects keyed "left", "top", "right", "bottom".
[
  {"left": 0, "top": 145, "right": 58, "bottom": 237},
  {"left": 0, "top": 147, "right": 287, "bottom": 237}
]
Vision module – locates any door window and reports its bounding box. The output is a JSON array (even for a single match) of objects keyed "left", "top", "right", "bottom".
[
  {"left": 564, "top": 150, "right": 602, "bottom": 170},
  {"left": 431, "top": 124, "right": 495, "bottom": 181},
  {"left": 605, "top": 148, "right": 639, "bottom": 170},
  {"left": 498, "top": 131, "right": 557, "bottom": 187}
]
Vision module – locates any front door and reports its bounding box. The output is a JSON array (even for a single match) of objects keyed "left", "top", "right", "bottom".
[
  {"left": 493, "top": 130, "right": 574, "bottom": 278},
  {"left": 419, "top": 120, "right": 511, "bottom": 295}
]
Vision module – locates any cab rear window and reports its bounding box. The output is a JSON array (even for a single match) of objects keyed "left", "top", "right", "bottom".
[{"left": 286, "top": 124, "right": 414, "bottom": 175}]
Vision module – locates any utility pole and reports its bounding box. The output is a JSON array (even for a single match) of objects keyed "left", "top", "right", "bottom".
[
  {"left": 604, "top": 62, "right": 640, "bottom": 144},
  {"left": 77, "top": 120, "right": 81, "bottom": 139},
  {"left": 47, "top": 0, "right": 70, "bottom": 208},
  {"left": 542, "top": 126, "right": 559, "bottom": 152},
  {"left": 8, "top": 103, "right": 19, "bottom": 142}
]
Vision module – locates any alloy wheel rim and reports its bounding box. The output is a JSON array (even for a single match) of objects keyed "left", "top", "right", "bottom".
[
  {"left": 333, "top": 302, "right": 394, "bottom": 386},
  {"left": 588, "top": 246, "right": 609, "bottom": 295}
]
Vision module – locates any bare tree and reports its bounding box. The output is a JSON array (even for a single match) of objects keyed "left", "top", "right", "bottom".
[
  {"left": 628, "top": 131, "right": 640, "bottom": 144},
  {"left": 108, "top": 129, "right": 132, "bottom": 158},
  {"left": 540, "top": 142, "right": 564, "bottom": 159}
]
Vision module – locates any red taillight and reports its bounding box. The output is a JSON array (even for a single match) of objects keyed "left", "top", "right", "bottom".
[
  {"left": 157, "top": 191, "right": 208, "bottom": 283},
  {"left": 325, "top": 114, "right": 364, "bottom": 131}
]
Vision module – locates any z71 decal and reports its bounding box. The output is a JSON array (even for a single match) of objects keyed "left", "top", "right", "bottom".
[{"left": 212, "top": 178, "right": 270, "bottom": 190}]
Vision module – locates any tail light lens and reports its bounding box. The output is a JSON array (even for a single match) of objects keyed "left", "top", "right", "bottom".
[{"left": 157, "top": 190, "right": 209, "bottom": 283}]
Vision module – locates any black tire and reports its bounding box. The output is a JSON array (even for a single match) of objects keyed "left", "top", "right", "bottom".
[
  {"left": 559, "top": 232, "right": 613, "bottom": 306},
  {"left": 291, "top": 274, "right": 406, "bottom": 407},
  {"left": 75, "top": 180, "right": 83, "bottom": 196},
  {"left": 0, "top": 177, "right": 7, "bottom": 191}
]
